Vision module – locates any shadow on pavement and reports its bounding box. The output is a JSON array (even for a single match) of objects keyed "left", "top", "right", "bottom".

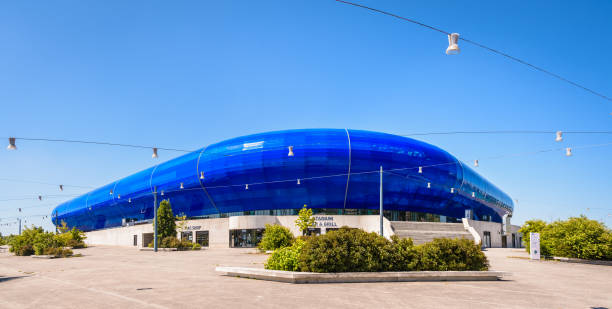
[{"left": 0, "top": 275, "right": 28, "bottom": 283}]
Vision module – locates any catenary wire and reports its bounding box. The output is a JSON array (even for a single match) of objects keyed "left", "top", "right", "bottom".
[{"left": 334, "top": 0, "right": 612, "bottom": 102}]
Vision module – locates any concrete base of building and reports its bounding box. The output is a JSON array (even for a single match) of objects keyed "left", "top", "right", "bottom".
[
  {"left": 83, "top": 215, "right": 523, "bottom": 249},
  {"left": 215, "top": 266, "right": 508, "bottom": 283}
]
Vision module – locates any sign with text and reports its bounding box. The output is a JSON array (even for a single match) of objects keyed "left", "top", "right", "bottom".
[
  {"left": 314, "top": 216, "right": 338, "bottom": 228},
  {"left": 530, "top": 232, "right": 540, "bottom": 260}
]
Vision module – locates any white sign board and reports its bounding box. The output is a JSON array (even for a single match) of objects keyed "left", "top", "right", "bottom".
[{"left": 530, "top": 232, "right": 540, "bottom": 260}]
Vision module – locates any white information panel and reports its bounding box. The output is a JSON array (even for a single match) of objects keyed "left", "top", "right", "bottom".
[{"left": 530, "top": 232, "right": 540, "bottom": 260}]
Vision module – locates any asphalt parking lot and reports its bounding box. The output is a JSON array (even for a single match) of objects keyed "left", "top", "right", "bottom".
[{"left": 0, "top": 245, "right": 610, "bottom": 309}]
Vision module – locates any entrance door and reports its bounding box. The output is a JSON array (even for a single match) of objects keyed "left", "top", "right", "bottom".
[
  {"left": 501, "top": 235, "right": 507, "bottom": 248},
  {"left": 512, "top": 234, "right": 516, "bottom": 248}
]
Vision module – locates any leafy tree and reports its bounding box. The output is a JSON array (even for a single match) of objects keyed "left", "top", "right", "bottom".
[
  {"left": 175, "top": 213, "right": 188, "bottom": 233},
  {"left": 58, "top": 220, "right": 70, "bottom": 233},
  {"left": 295, "top": 205, "right": 315, "bottom": 236},
  {"left": 154, "top": 200, "right": 177, "bottom": 239}
]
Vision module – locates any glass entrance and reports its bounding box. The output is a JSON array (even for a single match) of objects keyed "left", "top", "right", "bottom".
[{"left": 229, "top": 229, "right": 263, "bottom": 248}]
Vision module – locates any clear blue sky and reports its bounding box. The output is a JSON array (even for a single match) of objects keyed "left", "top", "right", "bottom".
[{"left": 1, "top": 1, "right": 611, "bottom": 234}]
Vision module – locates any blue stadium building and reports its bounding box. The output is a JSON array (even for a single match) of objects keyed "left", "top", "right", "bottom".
[{"left": 52, "top": 129, "right": 514, "bottom": 235}]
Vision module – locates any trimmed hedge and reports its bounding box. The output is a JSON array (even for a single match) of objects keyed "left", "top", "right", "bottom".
[
  {"left": 258, "top": 224, "right": 294, "bottom": 251},
  {"left": 265, "top": 227, "right": 488, "bottom": 272}
]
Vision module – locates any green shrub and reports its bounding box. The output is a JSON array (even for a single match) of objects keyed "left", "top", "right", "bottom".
[
  {"left": 258, "top": 224, "right": 294, "bottom": 251},
  {"left": 43, "top": 247, "right": 73, "bottom": 258},
  {"left": 519, "top": 216, "right": 612, "bottom": 260},
  {"left": 543, "top": 216, "right": 612, "bottom": 260},
  {"left": 9, "top": 226, "right": 55, "bottom": 256},
  {"left": 415, "top": 238, "right": 488, "bottom": 271},
  {"left": 148, "top": 236, "right": 200, "bottom": 250},
  {"left": 389, "top": 235, "right": 418, "bottom": 271},
  {"left": 298, "top": 227, "right": 397, "bottom": 273},
  {"left": 266, "top": 227, "right": 488, "bottom": 273},
  {"left": 160, "top": 236, "right": 181, "bottom": 248},
  {"left": 265, "top": 239, "right": 305, "bottom": 271}
]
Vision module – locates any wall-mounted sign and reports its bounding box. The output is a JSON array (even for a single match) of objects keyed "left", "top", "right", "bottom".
[
  {"left": 314, "top": 216, "right": 337, "bottom": 228},
  {"left": 530, "top": 232, "right": 540, "bottom": 260},
  {"left": 185, "top": 226, "right": 202, "bottom": 231}
]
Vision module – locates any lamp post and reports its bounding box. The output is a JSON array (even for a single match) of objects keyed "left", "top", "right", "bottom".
[
  {"left": 153, "top": 186, "right": 158, "bottom": 252},
  {"left": 379, "top": 165, "right": 383, "bottom": 237}
]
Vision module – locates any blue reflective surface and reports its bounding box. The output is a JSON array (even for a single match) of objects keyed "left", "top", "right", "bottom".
[{"left": 52, "top": 129, "right": 514, "bottom": 231}]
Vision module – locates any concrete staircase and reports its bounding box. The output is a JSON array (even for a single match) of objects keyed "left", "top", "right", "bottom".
[{"left": 390, "top": 221, "right": 475, "bottom": 244}]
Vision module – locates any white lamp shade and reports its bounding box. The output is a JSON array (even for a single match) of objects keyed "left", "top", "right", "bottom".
[
  {"left": 7, "top": 137, "right": 16, "bottom": 150},
  {"left": 556, "top": 131, "right": 563, "bottom": 142},
  {"left": 446, "top": 33, "right": 460, "bottom": 55},
  {"left": 152, "top": 148, "right": 158, "bottom": 159}
]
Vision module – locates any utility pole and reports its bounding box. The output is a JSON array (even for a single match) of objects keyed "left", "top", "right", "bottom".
[
  {"left": 18, "top": 208, "right": 22, "bottom": 235},
  {"left": 153, "top": 186, "right": 158, "bottom": 252},
  {"left": 379, "top": 165, "right": 383, "bottom": 237}
]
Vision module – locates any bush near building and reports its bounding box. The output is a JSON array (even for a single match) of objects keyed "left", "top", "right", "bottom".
[
  {"left": 147, "top": 236, "right": 201, "bottom": 250},
  {"left": 519, "top": 216, "right": 612, "bottom": 260},
  {"left": 264, "top": 227, "right": 488, "bottom": 272},
  {"left": 7, "top": 225, "right": 86, "bottom": 257},
  {"left": 258, "top": 224, "right": 295, "bottom": 251},
  {"left": 264, "top": 239, "right": 305, "bottom": 271}
]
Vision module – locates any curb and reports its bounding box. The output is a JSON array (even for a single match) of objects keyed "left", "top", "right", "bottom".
[{"left": 215, "top": 266, "right": 508, "bottom": 283}]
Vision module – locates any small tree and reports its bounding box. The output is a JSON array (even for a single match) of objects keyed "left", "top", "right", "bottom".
[
  {"left": 155, "top": 200, "right": 177, "bottom": 239},
  {"left": 58, "top": 220, "right": 70, "bottom": 233},
  {"left": 295, "top": 205, "right": 315, "bottom": 236}
]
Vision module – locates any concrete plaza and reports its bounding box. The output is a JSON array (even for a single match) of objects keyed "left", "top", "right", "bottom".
[{"left": 0, "top": 245, "right": 610, "bottom": 308}]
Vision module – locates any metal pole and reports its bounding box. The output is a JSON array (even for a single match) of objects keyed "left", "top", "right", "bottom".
[
  {"left": 19, "top": 218, "right": 22, "bottom": 235},
  {"left": 379, "top": 165, "right": 383, "bottom": 237},
  {"left": 153, "top": 186, "right": 158, "bottom": 252}
]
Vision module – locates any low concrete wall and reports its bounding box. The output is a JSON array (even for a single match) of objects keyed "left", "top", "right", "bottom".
[
  {"left": 216, "top": 267, "right": 507, "bottom": 283},
  {"left": 85, "top": 218, "right": 230, "bottom": 248}
]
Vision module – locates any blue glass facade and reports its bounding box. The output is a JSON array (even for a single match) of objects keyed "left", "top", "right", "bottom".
[{"left": 52, "top": 129, "right": 514, "bottom": 231}]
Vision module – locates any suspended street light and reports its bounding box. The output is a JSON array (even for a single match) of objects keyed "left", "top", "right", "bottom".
[
  {"left": 59, "top": 185, "right": 64, "bottom": 191},
  {"left": 427, "top": 182, "right": 431, "bottom": 189},
  {"left": 287, "top": 146, "right": 294, "bottom": 157},
  {"left": 297, "top": 179, "right": 301, "bottom": 185},
  {"left": 7, "top": 137, "right": 17, "bottom": 150},
  {"left": 418, "top": 166, "right": 423, "bottom": 174},
  {"left": 566, "top": 147, "right": 572, "bottom": 156},
  {"left": 474, "top": 160, "right": 479, "bottom": 167},
  {"left": 472, "top": 192, "right": 476, "bottom": 198},
  {"left": 450, "top": 188, "right": 455, "bottom": 194},
  {"left": 446, "top": 33, "right": 460, "bottom": 55},
  {"left": 152, "top": 148, "right": 159, "bottom": 159},
  {"left": 245, "top": 184, "right": 249, "bottom": 190},
  {"left": 556, "top": 131, "right": 563, "bottom": 142},
  {"left": 38, "top": 195, "right": 42, "bottom": 201},
  {"left": 128, "top": 198, "right": 132, "bottom": 203},
  {"left": 180, "top": 182, "right": 184, "bottom": 189},
  {"left": 200, "top": 171, "right": 205, "bottom": 180},
  {"left": 109, "top": 189, "right": 113, "bottom": 195}
]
